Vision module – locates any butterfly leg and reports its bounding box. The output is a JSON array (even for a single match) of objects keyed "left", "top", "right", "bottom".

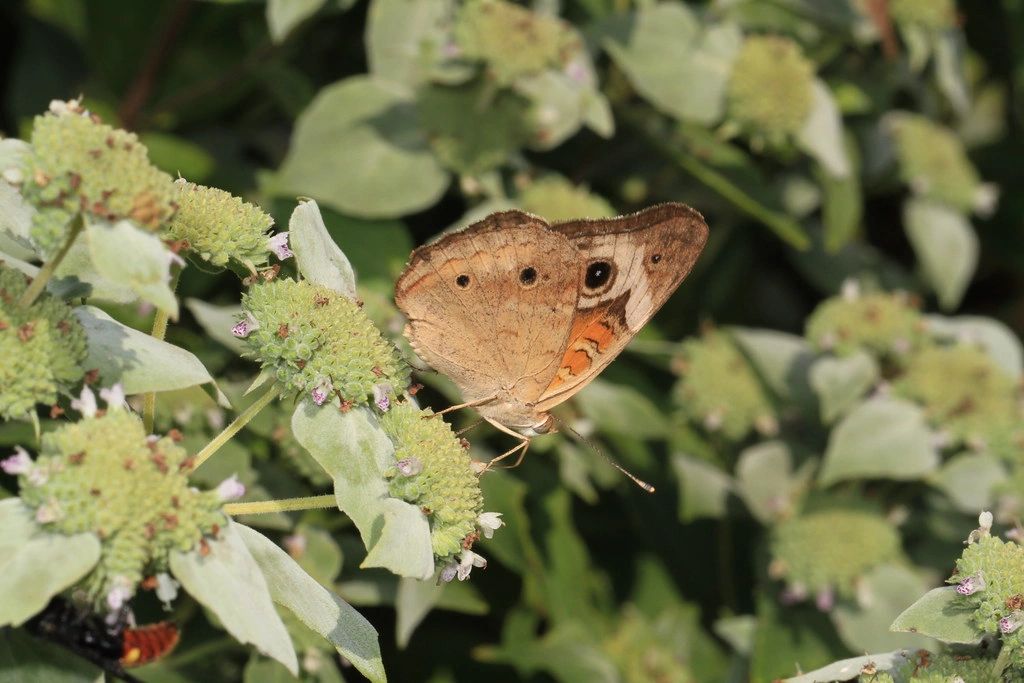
[
  {"left": 425, "top": 394, "right": 499, "bottom": 419},
  {"left": 482, "top": 418, "right": 531, "bottom": 471}
]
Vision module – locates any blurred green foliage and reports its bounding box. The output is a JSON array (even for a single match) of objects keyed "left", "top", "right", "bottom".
[{"left": 3, "top": 0, "right": 1024, "bottom": 681}]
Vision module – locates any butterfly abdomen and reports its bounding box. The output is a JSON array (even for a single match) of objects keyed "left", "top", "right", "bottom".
[{"left": 121, "top": 621, "right": 180, "bottom": 667}]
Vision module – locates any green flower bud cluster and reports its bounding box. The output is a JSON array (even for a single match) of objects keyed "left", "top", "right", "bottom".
[
  {"left": 166, "top": 180, "right": 273, "bottom": 267},
  {"left": 239, "top": 278, "right": 409, "bottom": 405},
  {"left": 952, "top": 536, "right": 1024, "bottom": 636},
  {"left": 520, "top": 175, "right": 615, "bottom": 222},
  {"left": 0, "top": 264, "right": 87, "bottom": 419},
  {"left": 381, "top": 402, "right": 483, "bottom": 561},
  {"left": 16, "top": 410, "right": 224, "bottom": 608},
  {"left": 454, "top": 0, "right": 580, "bottom": 85},
  {"left": 897, "top": 345, "right": 1019, "bottom": 444},
  {"left": 19, "top": 103, "right": 176, "bottom": 255},
  {"left": 805, "top": 291, "right": 923, "bottom": 359},
  {"left": 770, "top": 508, "right": 902, "bottom": 598},
  {"left": 673, "top": 329, "right": 776, "bottom": 441},
  {"left": 860, "top": 651, "right": 1001, "bottom": 683},
  {"left": 603, "top": 607, "right": 695, "bottom": 683},
  {"left": 889, "top": 0, "right": 957, "bottom": 31},
  {"left": 889, "top": 113, "right": 983, "bottom": 213},
  {"left": 726, "top": 36, "right": 815, "bottom": 142}
]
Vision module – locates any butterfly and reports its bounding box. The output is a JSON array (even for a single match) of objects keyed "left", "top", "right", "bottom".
[{"left": 395, "top": 203, "right": 708, "bottom": 475}]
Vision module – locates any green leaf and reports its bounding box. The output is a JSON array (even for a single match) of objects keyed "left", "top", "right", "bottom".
[
  {"left": 138, "top": 132, "right": 216, "bottom": 182},
  {"left": 903, "top": 198, "right": 978, "bottom": 311},
  {"left": 272, "top": 76, "right": 449, "bottom": 218},
  {"left": 85, "top": 218, "right": 178, "bottom": 317},
  {"left": 237, "top": 523, "right": 387, "bottom": 683},
  {"left": 819, "top": 397, "right": 939, "bottom": 485},
  {"left": 735, "top": 441, "right": 802, "bottom": 524},
  {"left": 266, "top": 0, "right": 326, "bottom": 43},
  {"left": 889, "top": 586, "right": 983, "bottom": 644},
  {"left": 832, "top": 564, "right": 936, "bottom": 654},
  {"left": 0, "top": 178, "right": 34, "bottom": 254},
  {"left": 783, "top": 651, "right": 913, "bottom": 683},
  {"left": 925, "top": 315, "right": 1024, "bottom": 379},
  {"left": 932, "top": 452, "right": 1007, "bottom": 513},
  {"left": 319, "top": 207, "right": 412, "bottom": 291},
  {"left": 365, "top": 0, "right": 452, "bottom": 90},
  {"left": 809, "top": 352, "right": 879, "bottom": 423},
  {"left": 934, "top": 31, "right": 969, "bottom": 116},
  {"left": 514, "top": 70, "right": 613, "bottom": 150},
  {"left": 604, "top": 5, "right": 740, "bottom": 124},
  {"left": 796, "top": 80, "right": 850, "bottom": 178},
  {"left": 0, "top": 499, "right": 101, "bottom": 627},
  {"left": 288, "top": 199, "right": 357, "bottom": 298},
  {"left": 819, "top": 154, "right": 862, "bottom": 252},
  {"left": 395, "top": 577, "right": 444, "bottom": 649},
  {"left": 670, "top": 453, "right": 732, "bottom": 522},
  {"left": 479, "top": 623, "right": 618, "bottom": 683},
  {"left": 291, "top": 400, "right": 434, "bottom": 579},
  {"left": 185, "top": 298, "right": 246, "bottom": 354},
  {"left": 574, "top": 378, "right": 668, "bottom": 439},
  {"left": 52, "top": 237, "right": 136, "bottom": 303},
  {"left": 291, "top": 523, "right": 344, "bottom": 586},
  {"left": 750, "top": 591, "right": 849, "bottom": 682},
  {"left": 73, "top": 306, "right": 225, "bottom": 400},
  {"left": 169, "top": 522, "right": 298, "bottom": 675},
  {"left": 0, "top": 628, "right": 103, "bottom": 683},
  {"left": 731, "top": 327, "right": 815, "bottom": 406}
]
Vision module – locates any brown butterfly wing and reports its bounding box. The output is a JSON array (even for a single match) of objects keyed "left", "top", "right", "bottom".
[
  {"left": 533, "top": 203, "right": 708, "bottom": 412},
  {"left": 396, "top": 211, "right": 581, "bottom": 410}
]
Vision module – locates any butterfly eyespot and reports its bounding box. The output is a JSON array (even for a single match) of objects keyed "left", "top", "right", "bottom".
[
  {"left": 585, "top": 261, "right": 613, "bottom": 290},
  {"left": 456, "top": 274, "right": 470, "bottom": 288},
  {"left": 519, "top": 267, "right": 537, "bottom": 286},
  {"left": 651, "top": 254, "right": 662, "bottom": 264}
]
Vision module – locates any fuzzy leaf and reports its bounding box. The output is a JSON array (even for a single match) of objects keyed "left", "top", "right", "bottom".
[
  {"left": 933, "top": 452, "right": 1007, "bottom": 513},
  {"left": 890, "top": 586, "right": 983, "bottom": 644},
  {"left": 365, "top": 0, "right": 452, "bottom": 90},
  {"left": 289, "top": 199, "right": 357, "bottom": 298},
  {"left": 574, "top": 379, "right": 668, "bottom": 439},
  {"left": 272, "top": 76, "right": 449, "bottom": 218},
  {"left": 784, "top": 651, "right": 913, "bottom": 683},
  {"left": 809, "top": 351, "right": 879, "bottom": 423},
  {"left": 291, "top": 400, "right": 434, "bottom": 579},
  {"left": 0, "top": 628, "right": 104, "bottom": 682},
  {"left": 267, "top": 0, "right": 326, "bottom": 42},
  {"left": 237, "top": 523, "right": 387, "bottom": 683},
  {"left": 185, "top": 298, "right": 246, "bottom": 354},
  {"left": 0, "top": 180, "right": 34, "bottom": 254},
  {"left": 735, "top": 441, "right": 800, "bottom": 524},
  {"left": 169, "top": 522, "right": 298, "bottom": 674},
  {"left": 395, "top": 577, "right": 444, "bottom": 650},
  {"left": 731, "top": 327, "right": 815, "bottom": 406},
  {"left": 832, "top": 564, "right": 936, "bottom": 654},
  {"left": 85, "top": 218, "right": 179, "bottom": 318},
  {"left": 671, "top": 453, "right": 732, "bottom": 522},
  {"left": 797, "top": 80, "right": 850, "bottom": 178},
  {"left": 903, "top": 199, "right": 978, "bottom": 311},
  {"left": 926, "top": 314, "right": 1024, "bottom": 379},
  {"left": 0, "top": 499, "right": 101, "bottom": 627},
  {"left": 820, "top": 397, "right": 938, "bottom": 485},
  {"left": 73, "top": 306, "right": 225, "bottom": 401}
]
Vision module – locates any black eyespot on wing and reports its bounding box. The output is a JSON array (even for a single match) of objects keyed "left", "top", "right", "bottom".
[
  {"left": 651, "top": 254, "right": 662, "bottom": 263},
  {"left": 456, "top": 274, "right": 470, "bottom": 288},
  {"left": 519, "top": 267, "right": 537, "bottom": 286},
  {"left": 585, "top": 261, "right": 612, "bottom": 289}
]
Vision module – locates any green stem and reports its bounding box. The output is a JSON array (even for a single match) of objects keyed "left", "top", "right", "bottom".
[
  {"left": 620, "top": 108, "right": 810, "bottom": 250},
  {"left": 18, "top": 213, "right": 85, "bottom": 308},
  {"left": 224, "top": 494, "right": 336, "bottom": 516},
  {"left": 142, "top": 269, "right": 181, "bottom": 432},
  {"left": 189, "top": 385, "right": 280, "bottom": 472}
]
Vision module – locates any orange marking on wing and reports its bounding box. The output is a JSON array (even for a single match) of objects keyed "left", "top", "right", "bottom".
[{"left": 566, "top": 349, "right": 592, "bottom": 375}]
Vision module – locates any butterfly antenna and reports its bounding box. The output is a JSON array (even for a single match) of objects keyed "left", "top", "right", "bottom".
[{"left": 551, "top": 415, "right": 655, "bottom": 494}]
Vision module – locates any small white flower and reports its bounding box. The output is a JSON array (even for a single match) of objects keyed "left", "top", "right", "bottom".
[
  {"left": 216, "top": 474, "right": 246, "bottom": 501},
  {"left": 106, "top": 577, "right": 134, "bottom": 611},
  {"left": 71, "top": 386, "right": 98, "bottom": 418},
  {"left": 780, "top": 582, "right": 808, "bottom": 605},
  {"left": 973, "top": 183, "right": 999, "bottom": 218},
  {"left": 99, "top": 384, "right": 126, "bottom": 411},
  {"left": 311, "top": 379, "right": 332, "bottom": 406},
  {"left": 956, "top": 571, "right": 986, "bottom": 596},
  {"left": 155, "top": 573, "right": 179, "bottom": 606},
  {"left": 231, "top": 312, "right": 259, "bottom": 338},
  {"left": 457, "top": 549, "right": 487, "bottom": 581},
  {"left": 840, "top": 278, "right": 861, "bottom": 301},
  {"left": 477, "top": 512, "right": 504, "bottom": 539},
  {"left": 35, "top": 500, "right": 61, "bottom": 524},
  {"left": 703, "top": 409, "right": 724, "bottom": 432},
  {"left": 284, "top": 533, "right": 307, "bottom": 557},
  {"left": 1000, "top": 610, "right": 1024, "bottom": 634},
  {"left": 815, "top": 586, "right": 835, "bottom": 612},
  {"left": 1, "top": 446, "right": 32, "bottom": 475},
  {"left": 439, "top": 561, "right": 459, "bottom": 584},
  {"left": 268, "top": 232, "right": 293, "bottom": 260},
  {"left": 373, "top": 384, "right": 391, "bottom": 412},
  {"left": 966, "top": 510, "right": 994, "bottom": 545},
  {"left": 395, "top": 457, "right": 422, "bottom": 477}
]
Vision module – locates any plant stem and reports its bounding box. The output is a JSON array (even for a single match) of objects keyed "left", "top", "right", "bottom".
[
  {"left": 224, "top": 494, "right": 336, "bottom": 516},
  {"left": 142, "top": 269, "right": 181, "bottom": 432},
  {"left": 620, "top": 107, "right": 811, "bottom": 250},
  {"left": 189, "top": 385, "right": 280, "bottom": 472},
  {"left": 18, "top": 214, "right": 85, "bottom": 308}
]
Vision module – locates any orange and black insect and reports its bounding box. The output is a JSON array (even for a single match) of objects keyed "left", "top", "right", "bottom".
[{"left": 120, "top": 621, "right": 180, "bottom": 667}]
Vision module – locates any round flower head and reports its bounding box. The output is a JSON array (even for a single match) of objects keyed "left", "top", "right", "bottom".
[
  {"left": 952, "top": 536, "right": 1024, "bottom": 638},
  {"left": 771, "top": 507, "right": 902, "bottom": 599},
  {"left": 19, "top": 102, "right": 176, "bottom": 255},
  {"left": 888, "top": 113, "right": 989, "bottom": 214},
  {"left": 519, "top": 175, "right": 615, "bottom": 222},
  {"left": 166, "top": 180, "right": 274, "bottom": 267},
  {"left": 239, "top": 278, "right": 408, "bottom": 407},
  {"left": 454, "top": 0, "right": 581, "bottom": 85},
  {"left": 882, "top": 650, "right": 1002, "bottom": 683},
  {"left": 896, "top": 345, "right": 1018, "bottom": 444},
  {"left": 603, "top": 606, "right": 698, "bottom": 683},
  {"left": 14, "top": 408, "right": 225, "bottom": 610},
  {"left": 805, "top": 290, "right": 923, "bottom": 360},
  {"left": 0, "top": 264, "right": 88, "bottom": 420},
  {"left": 381, "top": 402, "right": 484, "bottom": 563},
  {"left": 726, "top": 35, "right": 815, "bottom": 144},
  {"left": 673, "top": 328, "right": 775, "bottom": 442}
]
